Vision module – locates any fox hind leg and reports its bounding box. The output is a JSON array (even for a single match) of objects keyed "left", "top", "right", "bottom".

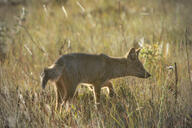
[{"left": 93, "top": 81, "right": 114, "bottom": 105}]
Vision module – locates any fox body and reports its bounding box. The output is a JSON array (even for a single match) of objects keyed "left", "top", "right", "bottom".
[{"left": 40, "top": 48, "right": 151, "bottom": 107}]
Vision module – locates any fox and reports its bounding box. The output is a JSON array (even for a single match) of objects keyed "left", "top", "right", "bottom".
[{"left": 40, "top": 48, "right": 151, "bottom": 108}]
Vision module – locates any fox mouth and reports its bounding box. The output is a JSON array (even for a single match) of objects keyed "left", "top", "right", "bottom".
[{"left": 137, "top": 72, "right": 151, "bottom": 78}]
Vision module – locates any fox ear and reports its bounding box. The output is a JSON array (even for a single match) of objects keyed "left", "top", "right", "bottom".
[{"left": 127, "top": 48, "right": 137, "bottom": 60}]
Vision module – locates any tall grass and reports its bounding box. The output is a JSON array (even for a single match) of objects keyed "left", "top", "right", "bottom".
[{"left": 0, "top": 0, "right": 192, "bottom": 127}]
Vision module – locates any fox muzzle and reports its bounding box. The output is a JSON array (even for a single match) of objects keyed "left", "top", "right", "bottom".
[
  {"left": 145, "top": 72, "right": 151, "bottom": 78},
  {"left": 42, "top": 79, "right": 48, "bottom": 89}
]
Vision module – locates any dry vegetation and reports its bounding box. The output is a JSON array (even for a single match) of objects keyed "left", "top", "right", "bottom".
[{"left": 0, "top": 0, "right": 192, "bottom": 127}]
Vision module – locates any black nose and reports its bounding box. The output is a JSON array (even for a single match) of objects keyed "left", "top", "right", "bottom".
[{"left": 146, "top": 72, "right": 151, "bottom": 78}]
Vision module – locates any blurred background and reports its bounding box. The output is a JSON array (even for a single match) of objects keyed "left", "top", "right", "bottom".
[{"left": 0, "top": 0, "right": 192, "bottom": 127}]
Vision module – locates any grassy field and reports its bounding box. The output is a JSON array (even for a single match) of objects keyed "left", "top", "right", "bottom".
[{"left": 0, "top": 0, "right": 192, "bottom": 127}]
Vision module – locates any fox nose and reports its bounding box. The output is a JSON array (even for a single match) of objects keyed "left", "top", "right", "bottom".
[{"left": 145, "top": 72, "right": 151, "bottom": 78}]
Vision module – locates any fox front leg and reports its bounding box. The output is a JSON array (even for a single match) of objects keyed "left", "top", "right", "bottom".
[
  {"left": 93, "top": 86, "right": 101, "bottom": 105},
  {"left": 55, "top": 83, "right": 64, "bottom": 111},
  {"left": 102, "top": 81, "right": 115, "bottom": 97},
  {"left": 55, "top": 78, "right": 68, "bottom": 111}
]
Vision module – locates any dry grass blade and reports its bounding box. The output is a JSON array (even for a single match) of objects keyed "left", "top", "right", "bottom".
[
  {"left": 185, "top": 28, "right": 192, "bottom": 89},
  {"left": 174, "top": 62, "right": 178, "bottom": 105}
]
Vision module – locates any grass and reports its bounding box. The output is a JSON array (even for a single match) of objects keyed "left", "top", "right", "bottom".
[{"left": 0, "top": 0, "right": 192, "bottom": 127}]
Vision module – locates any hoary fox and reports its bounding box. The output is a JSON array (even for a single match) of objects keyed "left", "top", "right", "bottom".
[{"left": 40, "top": 48, "right": 151, "bottom": 107}]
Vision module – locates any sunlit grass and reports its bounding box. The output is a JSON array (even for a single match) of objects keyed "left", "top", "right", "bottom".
[{"left": 0, "top": 0, "right": 192, "bottom": 127}]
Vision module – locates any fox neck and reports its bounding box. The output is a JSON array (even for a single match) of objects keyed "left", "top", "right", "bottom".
[{"left": 106, "top": 57, "right": 131, "bottom": 79}]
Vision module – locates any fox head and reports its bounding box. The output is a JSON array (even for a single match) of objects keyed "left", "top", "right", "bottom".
[
  {"left": 126, "top": 48, "right": 151, "bottom": 78},
  {"left": 40, "top": 65, "right": 62, "bottom": 89}
]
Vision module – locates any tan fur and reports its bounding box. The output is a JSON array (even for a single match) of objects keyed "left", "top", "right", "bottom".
[{"left": 40, "top": 48, "right": 151, "bottom": 108}]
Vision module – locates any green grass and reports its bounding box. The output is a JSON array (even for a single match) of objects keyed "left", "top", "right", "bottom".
[{"left": 0, "top": 0, "right": 192, "bottom": 127}]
